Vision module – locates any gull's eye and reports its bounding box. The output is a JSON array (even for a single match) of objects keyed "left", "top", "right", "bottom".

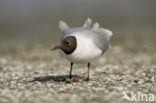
[
  {"left": 67, "top": 40, "right": 71, "bottom": 45},
  {"left": 65, "top": 40, "right": 71, "bottom": 45}
]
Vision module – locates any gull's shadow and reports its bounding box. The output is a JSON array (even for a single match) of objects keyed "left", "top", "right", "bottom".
[{"left": 31, "top": 75, "right": 84, "bottom": 82}]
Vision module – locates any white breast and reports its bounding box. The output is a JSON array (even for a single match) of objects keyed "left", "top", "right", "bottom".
[{"left": 60, "top": 32, "right": 102, "bottom": 63}]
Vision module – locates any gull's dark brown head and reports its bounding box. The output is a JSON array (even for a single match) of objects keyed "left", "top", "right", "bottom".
[{"left": 52, "top": 36, "right": 77, "bottom": 55}]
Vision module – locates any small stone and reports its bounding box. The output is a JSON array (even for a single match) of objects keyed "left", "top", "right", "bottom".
[
  {"left": 65, "top": 77, "right": 81, "bottom": 83},
  {"left": 145, "top": 77, "right": 149, "bottom": 82},
  {"left": 72, "top": 77, "right": 81, "bottom": 82},
  {"left": 65, "top": 78, "right": 72, "bottom": 83},
  {"left": 138, "top": 79, "right": 145, "bottom": 84},
  {"left": 141, "top": 73, "right": 146, "bottom": 77},
  {"left": 134, "top": 78, "right": 139, "bottom": 83}
]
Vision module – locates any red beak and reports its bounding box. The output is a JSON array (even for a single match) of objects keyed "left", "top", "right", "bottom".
[{"left": 51, "top": 45, "right": 62, "bottom": 51}]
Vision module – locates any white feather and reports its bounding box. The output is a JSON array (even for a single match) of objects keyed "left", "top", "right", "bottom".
[
  {"left": 92, "top": 22, "right": 100, "bottom": 30},
  {"left": 98, "top": 28, "right": 113, "bottom": 38},
  {"left": 58, "top": 20, "right": 69, "bottom": 33},
  {"left": 83, "top": 18, "right": 92, "bottom": 29}
]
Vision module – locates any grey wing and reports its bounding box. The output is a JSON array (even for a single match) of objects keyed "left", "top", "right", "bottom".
[
  {"left": 58, "top": 20, "right": 71, "bottom": 41},
  {"left": 91, "top": 29, "right": 113, "bottom": 54}
]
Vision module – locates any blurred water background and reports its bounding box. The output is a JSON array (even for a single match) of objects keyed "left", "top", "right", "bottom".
[{"left": 0, "top": 0, "right": 156, "bottom": 46}]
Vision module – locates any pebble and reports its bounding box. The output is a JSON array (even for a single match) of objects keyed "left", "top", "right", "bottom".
[{"left": 66, "top": 77, "right": 81, "bottom": 83}]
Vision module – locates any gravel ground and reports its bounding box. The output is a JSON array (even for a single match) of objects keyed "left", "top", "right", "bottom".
[{"left": 0, "top": 35, "right": 156, "bottom": 103}]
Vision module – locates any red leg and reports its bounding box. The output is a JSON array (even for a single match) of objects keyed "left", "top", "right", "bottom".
[{"left": 85, "top": 62, "right": 90, "bottom": 81}]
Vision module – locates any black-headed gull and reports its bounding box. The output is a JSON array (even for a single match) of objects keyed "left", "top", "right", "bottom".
[{"left": 52, "top": 18, "right": 113, "bottom": 81}]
